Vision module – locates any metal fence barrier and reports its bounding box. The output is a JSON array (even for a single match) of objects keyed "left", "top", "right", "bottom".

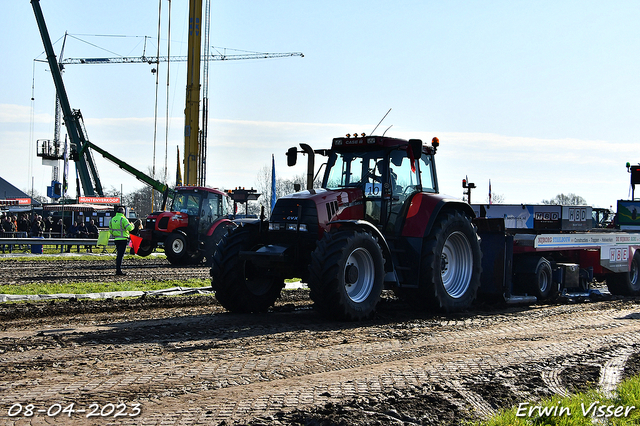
[{"left": 0, "top": 235, "right": 115, "bottom": 254}]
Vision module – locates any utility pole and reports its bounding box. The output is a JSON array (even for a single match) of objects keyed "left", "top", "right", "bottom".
[{"left": 462, "top": 176, "right": 476, "bottom": 204}]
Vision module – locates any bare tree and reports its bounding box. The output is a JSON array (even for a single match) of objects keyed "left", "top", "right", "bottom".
[
  {"left": 123, "top": 186, "right": 165, "bottom": 217},
  {"left": 22, "top": 188, "right": 48, "bottom": 205},
  {"left": 253, "top": 164, "right": 320, "bottom": 215},
  {"left": 102, "top": 186, "right": 122, "bottom": 198},
  {"left": 122, "top": 167, "right": 168, "bottom": 217},
  {"left": 488, "top": 193, "right": 505, "bottom": 204},
  {"left": 541, "top": 193, "right": 587, "bottom": 205}
]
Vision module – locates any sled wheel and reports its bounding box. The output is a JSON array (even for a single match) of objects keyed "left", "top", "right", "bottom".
[
  {"left": 521, "top": 257, "right": 554, "bottom": 300},
  {"left": 607, "top": 251, "right": 640, "bottom": 296}
]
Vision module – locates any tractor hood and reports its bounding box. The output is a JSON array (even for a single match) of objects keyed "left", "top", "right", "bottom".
[
  {"left": 280, "top": 187, "right": 359, "bottom": 202},
  {"left": 275, "top": 188, "right": 365, "bottom": 232}
]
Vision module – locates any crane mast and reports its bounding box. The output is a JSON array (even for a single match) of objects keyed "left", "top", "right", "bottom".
[
  {"left": 199, "top": 0, "right": 212, "bottom": 187},
  {"left": 184, "top": 0, "right": 203, "bottom": 186}
]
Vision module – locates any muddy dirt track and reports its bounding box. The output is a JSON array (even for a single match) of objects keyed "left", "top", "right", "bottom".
[{"left": 1, "top": 256, "right": 640, "bottom": 425}]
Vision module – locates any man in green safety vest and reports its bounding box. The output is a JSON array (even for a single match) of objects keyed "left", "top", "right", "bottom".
[{"left": 109, "top": 206, "right": 134, "bottom": 276}]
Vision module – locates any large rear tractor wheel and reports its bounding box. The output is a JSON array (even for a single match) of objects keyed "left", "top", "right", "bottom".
[
  {"left": 210, "top": 225, "right": 284, "bottom": 313},
  {"left": 308, "top": 230, "right": 385, "bottom": 321},
  {"left": 136, "top": 240, "right": 156, "bottom": 257},
  {"left": 607, "top": 251, "right": 640, "bottom": 296},
  {"left": 165, "top": 233, "right": 188, "bottom": 265},
  {"left": 412, "top": 211, "right": 482, "bottom": 312}
]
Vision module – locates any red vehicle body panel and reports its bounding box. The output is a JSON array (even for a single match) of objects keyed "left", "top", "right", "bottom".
[
  {"left": 206, "top": 218, "right": 234, "bottom": 237},
  {"left": 402, "top": 193, "right": 451, "bottom": 238}
]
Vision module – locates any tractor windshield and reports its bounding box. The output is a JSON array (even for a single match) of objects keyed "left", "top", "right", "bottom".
[
  {"left": 419, "top": 153, "right": 437, "bottom": 193},
  {"left": 324, "top": 150, "right": 385, "bottom": 190},
  {"left": 171, "top": 192, "right": 202, "bottom": 215}
]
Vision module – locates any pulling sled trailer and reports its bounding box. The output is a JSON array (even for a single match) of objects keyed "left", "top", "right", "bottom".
[{"left": 473, "top": 201, "right": 640, "bottom": 304}]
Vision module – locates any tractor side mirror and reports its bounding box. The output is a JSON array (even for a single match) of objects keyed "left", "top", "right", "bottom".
[
  {"left": 408, "top": 139, "right": 423, "bottom": 159},
  {"left": 286, "top": 147, "right": 298, "bottom": 167}
]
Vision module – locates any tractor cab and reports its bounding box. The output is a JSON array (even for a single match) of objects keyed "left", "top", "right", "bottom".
[
  {"left": 322, "top": 135, "right": 438, "bottom": 232},
  {"left": 139, "top": 186, "right": 234, "bottom": 264},
  {"left": 169, "top": 187, "right": 231, "bottom": 236}
]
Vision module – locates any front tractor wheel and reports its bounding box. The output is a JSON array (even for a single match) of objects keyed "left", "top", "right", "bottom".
[
  {"left": 165, "top": 233, "right": 188, "bottom": 265},
  {"left": 417, "top": 211, "right": 482, "bottom": 312},
  {"left": 210, "top": 225, "right": 284, "bottom": 313},
  {"left": 308, "top": 230, "right": 385, "bottom": 321}
]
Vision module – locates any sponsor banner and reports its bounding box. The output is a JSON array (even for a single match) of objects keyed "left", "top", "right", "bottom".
[
  {"left": 535, "top": 233, "right": 640, "bottom": 249},
  {"left": 78, "top": 196, "right": 120, "bottom": 204},
  {"left": 0, "top": 199, "right": 30, "bottom": 206},
  {"left": 473, "top": 204, "right": 591, "bottom": 231}
]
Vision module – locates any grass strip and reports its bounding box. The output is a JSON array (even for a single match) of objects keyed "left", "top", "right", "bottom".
[
  {"left": 0, "top": 254, "right": 165, "bottom": 262},
  {"left": 0, "top": 278, "right": 210, "bottom": 296},
  {"left": 472, "top": 375, "right": 640, "bottom": 425}
]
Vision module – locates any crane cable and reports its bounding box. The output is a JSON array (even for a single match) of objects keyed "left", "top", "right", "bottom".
[
  {"left": 151, "top": 0, "right": 163, "bottom": 209},
  {"left": 29, "top": 61, "right": 36, "bottom": 192},
  {"left": 164, "top": 0, "right": 171, "bottom": 187}
]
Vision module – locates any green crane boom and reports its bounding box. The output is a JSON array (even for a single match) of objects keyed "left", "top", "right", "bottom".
[{"left": 32, "top": 0, "right": 173, "bottom": 205}]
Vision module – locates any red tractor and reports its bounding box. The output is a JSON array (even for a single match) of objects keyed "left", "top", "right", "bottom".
[
  {"left": 138, "top": 186, "right": 237, "bottom": 265},
  {"left": 210, "top": 135, "right": 482, "bottom": 320}
]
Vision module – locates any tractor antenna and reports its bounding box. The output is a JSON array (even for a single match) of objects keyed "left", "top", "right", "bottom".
[
  {"left": 370, "top": 108, "right": 392, "bottom": 135},
  {"left": 382, "top": 125, "right": 393, "bottom": 136}
]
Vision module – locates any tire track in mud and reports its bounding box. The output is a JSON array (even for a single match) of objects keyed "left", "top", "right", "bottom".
[
  {"left": 541, "top": 368, "right": 570, "bottom": 397},
  {"left": 0, "top": 258, "right": 211, "bottom": 285},
  {"left": 1, "top": 299, "right": 640, "bottom": 424},
  {"left": 599, "top": 347, "right": 635, "bottom": 397}
]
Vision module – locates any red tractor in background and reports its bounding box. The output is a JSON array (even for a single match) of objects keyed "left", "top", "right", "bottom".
[
  {"left": 210, "top": 134, "right": 482, "bottom": 320},
  {"left": 138, "top": 186, "right": 237, "bottom": 265}
]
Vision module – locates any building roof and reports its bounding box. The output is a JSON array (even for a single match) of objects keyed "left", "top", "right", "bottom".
[{"left": 0, "top": 176, "right": 42, "bottom": 206}]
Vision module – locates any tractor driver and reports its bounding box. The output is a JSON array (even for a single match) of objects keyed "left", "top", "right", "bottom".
[{"left": 366, "top": 159, "right": 398, "bottom": 194}]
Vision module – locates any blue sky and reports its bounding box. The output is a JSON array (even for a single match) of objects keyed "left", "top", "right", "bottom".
[{"left": 2, "top": 0, "right": 640, "bottom": 208}]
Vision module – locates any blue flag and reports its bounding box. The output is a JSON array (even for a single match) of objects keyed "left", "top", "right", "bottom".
[
  {"left": 62, "top": 137, "right": 69, "bottom": 197},
  {"left": 271, "top": 154, "right": 276, "bottom": 212}
]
